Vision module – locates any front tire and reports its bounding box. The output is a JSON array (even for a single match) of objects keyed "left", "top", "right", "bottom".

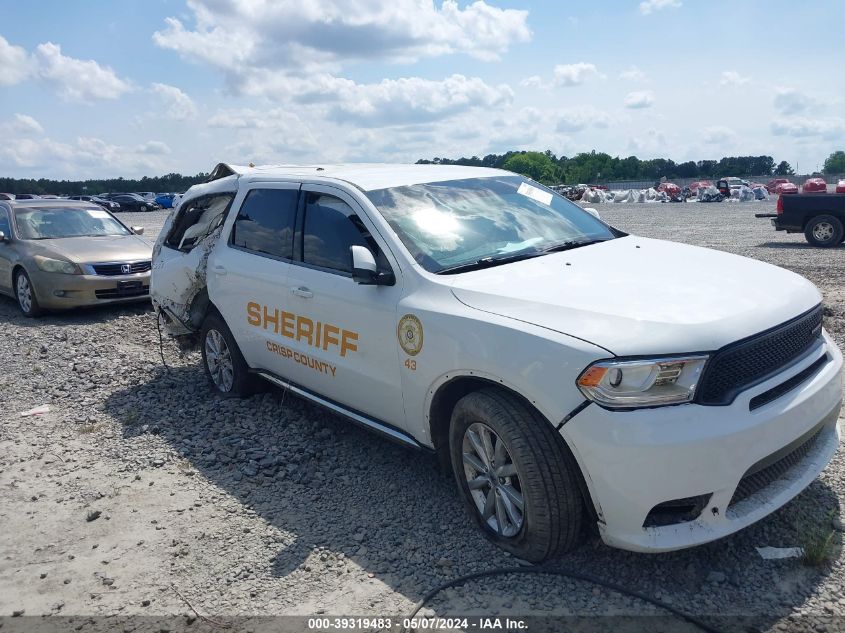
[
  {"left": 449, "top": 389, "right": 584, "bottom": 562},
  {"left": 200, "top": 314, "right": 255, "bottom": 397},
  {"left": 15, "top": 269, "right": 43, "bottom": 317},
  {"left": 804, "top": 215, "right": 844, "bottom": 247}
]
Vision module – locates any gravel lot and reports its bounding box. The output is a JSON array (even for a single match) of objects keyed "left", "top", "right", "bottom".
[{"left": 1, "top": 199, "right": 844, "bottom": 631}]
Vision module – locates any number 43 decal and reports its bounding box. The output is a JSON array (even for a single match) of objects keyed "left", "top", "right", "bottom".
[{"left": 404, "top": 358, "right": 417, "bottom": 371}]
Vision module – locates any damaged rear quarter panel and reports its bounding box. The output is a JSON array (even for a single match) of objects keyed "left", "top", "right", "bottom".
[{"left": 151, "top": 179, "right": 240, "bottom": 332}]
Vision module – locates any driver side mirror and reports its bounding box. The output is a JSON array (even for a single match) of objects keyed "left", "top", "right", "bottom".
[
  {"left": 584, "top": 207, "right": 601, "bottom": 220},
  {"left": 350, "top": 245, "right": 394, "bottom": 286},
  {"left": 130, "top": 226, "right": 145, "bottom": 235}
]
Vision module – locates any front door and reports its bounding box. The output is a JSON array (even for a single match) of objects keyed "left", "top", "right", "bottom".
[{"left": 283, "top": 184, "right": 406, "bottom": 429}]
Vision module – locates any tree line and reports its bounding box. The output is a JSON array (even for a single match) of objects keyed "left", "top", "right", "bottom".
[
  {"left": 1, "top": 151, "right": 843, "bottom": 193},
  {"left": 417, "top": 150, "right": 845, "bottom": 186},
  {"left": 0, "top": 172, "right": 209, "bottom": 196}
]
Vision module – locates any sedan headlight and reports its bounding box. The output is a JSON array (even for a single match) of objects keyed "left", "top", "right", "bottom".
[
  {"left": 34, "top": 255, "right": 81, "bottom": 275},
  {"left": 577, "top": 355, "right": 709, "bottom": 409}
]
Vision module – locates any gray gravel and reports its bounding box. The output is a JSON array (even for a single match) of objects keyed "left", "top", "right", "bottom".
[{"left": 0, "top": 199, "right": 844, "bottom": 630}]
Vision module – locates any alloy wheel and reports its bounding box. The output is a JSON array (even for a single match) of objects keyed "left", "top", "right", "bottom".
[
  {"left": 16, "top": 274, "right": 32, "bottom": 314},
  {"left": 462, "top": 422, "right": 525, "bottom": 537},
  {"left": 204, "top": 328, "right": 234, "bottom": 392}
]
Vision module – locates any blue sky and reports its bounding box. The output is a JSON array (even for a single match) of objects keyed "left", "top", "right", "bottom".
[{"left": 1, "top": 0, "right": 843, "bottom": 179}]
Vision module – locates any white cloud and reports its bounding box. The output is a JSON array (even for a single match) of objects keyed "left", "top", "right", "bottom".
[
  {"left": 553, "top": 62, "right": 600, "bottom": 87},
  {"left": 720, "top": 71, "right": 750, "bottom": 86},
  {"left": 0, "top": 135, "right": 170, "bottom": 176},
  {"left": 9, "top": 114, "right": 44, "bottom": 135},
  {"left": 773, "top": 88, "right": 830, "bottom": 115},
  {"left": 152, "top": 0, "right": 532, "bottom": 75},
  {"left": 624, "top": 90, "right": 654, "bottom": 109},
  {"left": 0, "top": 36, "right": 33, "bottom": 86},
  {"left": 639, "top": 0, "right": 682, "bottom": 15},
  {"left": 771, "top": 117, "right": 845, "bottom": 140},
  {"left": 619, "top": 66, "right": 647, "bottom": 81},
  {"left": 326, "top": 74, "right": 513, "bottom": 126},
  {"left": 701, "top": 126, "right": 736, "bottom": 144},
  {"left": 224, "top": 72, "right": 513, "bottom": 127},
  {"left": 151, "top": 83, "right": 197, "bottom": 120},
  {"left": 555, "top": 107, "right": 614, "bottom": 133},
  {"left": 519, "top": 75, "right": 549, "bottom": 90},
  {"left": 34, "top": 42, "right": 132, "bottom": 102},
  {"left": 137, "top": 140, "right": 172, "bottom": 155}
]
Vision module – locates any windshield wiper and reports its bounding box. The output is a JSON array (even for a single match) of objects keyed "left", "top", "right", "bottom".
[
  {"left": 435, "top": 238, "right": 611, "bottom": 275},
  {"left": 539, "top": 238, "right": 609, "bottom": 253},
  {"left": 435, "top": 251, "right": 542, "bottom": 275}
]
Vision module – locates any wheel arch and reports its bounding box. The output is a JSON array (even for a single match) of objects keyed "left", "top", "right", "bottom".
[{"left": 426, "top": 372, "right": 599, "bottom": 520}]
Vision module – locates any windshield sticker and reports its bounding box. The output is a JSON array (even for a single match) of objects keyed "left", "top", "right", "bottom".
[
  {"left": 88, "top": 209, "right": 110, "bottom": 218},
  {"left": 517, "top": 182, "right": 553, "bottom": 207},
  {"left": 398, "top": 314, "right": 424, "bottom": 356}
]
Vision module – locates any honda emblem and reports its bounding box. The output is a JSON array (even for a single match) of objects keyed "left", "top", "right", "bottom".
[{"left": 121, "top": 264, "right": 132, "bottom": 274}]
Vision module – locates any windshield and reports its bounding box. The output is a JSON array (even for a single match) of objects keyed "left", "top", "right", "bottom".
[
  {"left": 366, "top": 176, "right": 617, "bottom": 273},
  {"left": 14, "top": 207, "right": 130, "bottom": 240}
]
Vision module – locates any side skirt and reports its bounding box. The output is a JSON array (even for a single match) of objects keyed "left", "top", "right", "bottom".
[{"left": 254, "top": 370, "right": 430, "bottom": 452}]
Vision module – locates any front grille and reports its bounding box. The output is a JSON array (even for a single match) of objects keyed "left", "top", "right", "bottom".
[
  {"left": 95, "top": 285, "right": 149, "bottom": 299},
  {"left": 643, "top": 493, "right": 712, "bottom": 527},
  {"left": 729, "top": 423, "right": 825, "bottom": 507},
  {"left": 696, "top": 305, "right": 823, "bottom": 406},
  {"left": 92, "top": 261, "right": 151, "bottom": 276}
]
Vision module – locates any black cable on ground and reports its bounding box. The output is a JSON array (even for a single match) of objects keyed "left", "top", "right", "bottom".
[
  {"left": 403, "top": 566, "right": 723, "bottom": 633},
  {"left": 156, "top": 310, "right": 170, "bottom": 373}
]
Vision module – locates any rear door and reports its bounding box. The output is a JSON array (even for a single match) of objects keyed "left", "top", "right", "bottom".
[
  {"left": 282, "top": 184, "right": 406, "bottom": 428},
  {"left": 208, "top": 183, "right": 301, "bottom": 371}
]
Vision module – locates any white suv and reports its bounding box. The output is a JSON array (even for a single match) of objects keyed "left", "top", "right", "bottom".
[{"left": 151, "top": 163, "right": 843, "bottom": 561}]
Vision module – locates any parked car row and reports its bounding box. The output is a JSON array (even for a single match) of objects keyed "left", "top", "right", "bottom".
[{"left": 0, "top": 192, "right": 183, "bottom": 211}]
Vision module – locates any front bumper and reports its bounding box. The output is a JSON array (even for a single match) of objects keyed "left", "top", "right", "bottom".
[
  {"left": 29, "top": 268, "right": 151, "bottom": 309},
  {"left": 563, "top": 329, "right": 843, "bottom": 552}
]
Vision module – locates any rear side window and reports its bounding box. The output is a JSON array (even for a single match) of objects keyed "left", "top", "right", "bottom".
[
  {"left": 231, "top": 189, "right": 298, "bottom": 260},
  {"left": 165, "top": 193, "right": 234, "bottom": 251},
  {"left": 301, "top": 192, "right": 388, "bottom": 274}
]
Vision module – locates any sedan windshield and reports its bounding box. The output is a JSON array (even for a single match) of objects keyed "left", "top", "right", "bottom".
[
  {"left": 14, "top": 207, "right": 130, "bottom": 240},
  {"left": 366, "top": 176, "right": 618, "bottom": 273}
]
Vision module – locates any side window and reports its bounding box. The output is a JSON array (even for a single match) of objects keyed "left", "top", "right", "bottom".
[
  {"left": 231, "top": 188, "right": 298, "bottom": 260},
  {"left": 0, "top": 209, "right": 10, "bottom": 237},
  {"left": 301, "top": 193, "right": 389, "bottom": 274},
  {"left": 165, "top": 193, "right": 234, "bottom": 251}
]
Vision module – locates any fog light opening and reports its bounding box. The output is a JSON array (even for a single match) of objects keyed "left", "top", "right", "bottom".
[{"left": 52, "top": 290, "right": 66, "bottom": 297}]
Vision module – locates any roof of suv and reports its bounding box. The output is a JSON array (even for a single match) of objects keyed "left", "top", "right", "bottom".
[{"left": 217, "top": 163, "right": 511, "bottom": 192}]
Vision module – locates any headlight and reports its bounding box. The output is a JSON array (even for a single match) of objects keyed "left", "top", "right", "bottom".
[
  {"left": 34, "top": 255, "right": 81, "bottom": 275},
  {"left": 577, "top": 355, "right": 709, "bottom": 409}
]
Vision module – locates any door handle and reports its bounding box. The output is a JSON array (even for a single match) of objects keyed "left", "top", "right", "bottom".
[
  {"left": 212, "top": 265, "right": 227, "bottom": 276},
  {"left": 291, "top": 286, "right": 313, "bottom": 299}
]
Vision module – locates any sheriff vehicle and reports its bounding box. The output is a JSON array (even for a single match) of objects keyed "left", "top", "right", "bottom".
[{"left": 151, "top": 163, "right": 843, "bottom": 561}]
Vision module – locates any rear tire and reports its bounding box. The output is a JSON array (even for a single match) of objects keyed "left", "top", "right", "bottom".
[
  {"left": 199, "top": 313, "right": 255, "bottom": 397},
  {"left": 449, "top": 389, "right": 584, "bottom": 562},
  {"left": 15, "top": 269, "right": 43, "bottom": 317},
  {"left": 804, "top": 215, "right": 844, "bottom": 247}
]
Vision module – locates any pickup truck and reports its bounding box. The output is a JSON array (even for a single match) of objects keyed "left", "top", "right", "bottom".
[
  {"left": 151, "top": 163, "right": 842, "bottom": 560},
  {"left": 757, "top": 193, "right": 845, "bottom": 247}
]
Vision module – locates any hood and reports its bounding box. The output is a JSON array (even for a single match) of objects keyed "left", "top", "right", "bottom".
[
  {"left": 449, "top": 236, "right": 821, "bottom": 356},
  {"left": 33, "top": 234, "right": 153, "bottom": 264}
]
